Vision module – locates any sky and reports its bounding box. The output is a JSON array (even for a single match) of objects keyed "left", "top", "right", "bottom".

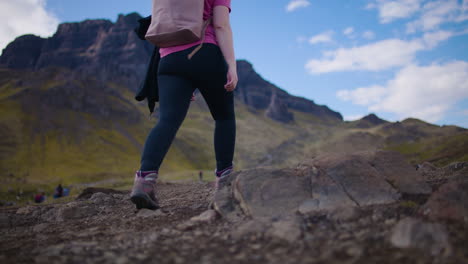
[{"left": 1, "top": 0, "right": 468, "bottom": 127}]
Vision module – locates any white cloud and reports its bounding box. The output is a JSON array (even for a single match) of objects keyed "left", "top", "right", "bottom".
[
  {"left": 305, "top": 30, "right": 456, "bottom": 74},
  {"left": 337, "top": 85, "right": 388, "bottom": 105},
  {"left": 306, "top": 38, "right": 425, "bottom": 73},
  {"left": 286, "top": 0, "right": 311, "bottom": 12},
  {"left": 363, "top": 30, "right": 376, "bottom": 39},
  {"left": 0, "top": 0, "right": 58, "bottom": 54},
  {"left": 309, "top": 30, "right": 334, "bottom": 44},
  {"left": 367, "top": 0, "right": 422, "bottom": 23},
  {"left": 337, "top": 61, "right": 468, "bottom": 123},
  {"left": 368, "top": 0, "right": 467, "bottom": 32},
  {"left": 422, "top": 30, "right": 454, "bottom": 48},
  {"left": 406, "top": 0, "right": 460, "bottom": 33},
  {"left": 343, "top": 27, "right": 354, "bottom": 36}
]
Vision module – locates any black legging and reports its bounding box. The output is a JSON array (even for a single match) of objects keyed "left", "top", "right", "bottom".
[{"left": 140, "top": 44, "right": 236, "bottom": 172}]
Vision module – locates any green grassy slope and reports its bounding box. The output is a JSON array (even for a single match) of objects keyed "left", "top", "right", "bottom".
[{"left": 0, "top": 68, "right": 336, "bottom": 203}]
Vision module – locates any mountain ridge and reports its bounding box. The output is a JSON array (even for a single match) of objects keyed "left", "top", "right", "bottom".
[{"left": 0, "top": 12, "right": 342, "bottom": 123}]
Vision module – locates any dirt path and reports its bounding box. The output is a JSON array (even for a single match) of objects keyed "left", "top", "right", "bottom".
[{"left": 1, "top": 181, "right": 467, "bottom": 264}]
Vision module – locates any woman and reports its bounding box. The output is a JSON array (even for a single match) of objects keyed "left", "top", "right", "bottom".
[{"left": 130, "top": 0, "right": 237, "bottom": 210}]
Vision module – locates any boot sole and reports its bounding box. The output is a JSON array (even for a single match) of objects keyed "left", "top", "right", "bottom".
[{"left": 130, "top": 194, "right": 159, "bottom": 210}]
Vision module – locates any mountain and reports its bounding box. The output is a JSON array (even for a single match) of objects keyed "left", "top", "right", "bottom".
[
  {"left": 0, "top": 13, "right": 342, "bottom": 124},
  {"left": 0, "top": 13, "right": 466, "bottom": 202}
]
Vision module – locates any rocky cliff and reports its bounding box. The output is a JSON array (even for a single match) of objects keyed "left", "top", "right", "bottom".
[{"left": 0, "top": 13, "right": 342, "bottom": 123}]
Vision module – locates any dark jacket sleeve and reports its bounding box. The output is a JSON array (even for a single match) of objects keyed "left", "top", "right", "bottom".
[{"left": 134, "top": 16, "right": 160, "bottom": 114}]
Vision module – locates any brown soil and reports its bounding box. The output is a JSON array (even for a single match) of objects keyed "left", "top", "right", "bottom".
[{"left": 1, "top": 181, "right": 467, "bottom": 264}]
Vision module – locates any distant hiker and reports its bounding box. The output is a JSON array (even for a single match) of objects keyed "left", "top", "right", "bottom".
[
  {"left": 34, "top": 192, "right": 45, "bottom": 203},
  {"left": 131, "top": 0, "right": 237, "bottom": 210},
  {"left": 63, "top": 187, "right": 70, "bottom": 197},
  {"left": 199, "top": 171, "right": 204, "bottom": 182},
  {"left": 54, "top": 184, "right": 64, "bottom": 199}
]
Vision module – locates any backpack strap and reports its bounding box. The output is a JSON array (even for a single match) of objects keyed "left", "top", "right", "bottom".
[{"left": 187, "top": 18, "right": 212, "bottom": 60}]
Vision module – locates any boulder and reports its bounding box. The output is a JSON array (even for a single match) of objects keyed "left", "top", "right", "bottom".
[
  {"left": 189, "top": 210, "right": 217, "bottom": 223},
  {"left": 390, "top": 217, "right": 451, "bottom": 256},
  {"left": 298, "top": 166, "right": 356, "bottom": 213},
  {"left": 367, "top": 151, "right": 431, "bottom": 195},
  {"left": 56, "top": 202, "right": 98, "bottom": 222},
  {"left": 76, "top": 188, "right": 127, "bottom": 200},
  {"left": 230, "top": 216, "right": 304, "bottom": 242},
  {"left": 233, "top": 168, "right": 310, "bottom": 219},
  {"left": 214, "top": 151, "right": 427, "bottom": 220},
  {"left": 306, "top": 152, "right": 401, "bottom": 206},
  {"left": 137, "top": 209, "right": 164, "bottom": 218},
  {"left": 231, "top": 220, "right": 269, "bottom": 240},
  {"left": 267, "top": 216, "right": 303, "bottom": 242},
  {"left": 420, "top": 178, "right": 468, "bottom": 222}
]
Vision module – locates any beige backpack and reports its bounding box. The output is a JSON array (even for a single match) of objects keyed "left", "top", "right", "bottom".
[{"left": 145, "top": 0, "right": 211, "bottom": 59}]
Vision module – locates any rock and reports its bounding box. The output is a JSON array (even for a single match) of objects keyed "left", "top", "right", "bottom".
[
  {"left": 56, "top": 203, "right": 98, "bottom": 221},
  {"left": 0, "top": 213, "right": 9, "bottom": 228},
  {"left": 344, "top": 244, "right": 364, "bottom": 258},
  {"left": 90, "top": 192, "right": 113, "bottom": 204},
  {"left": 265, "top": 91, "right": 294, "bottom": 123},
  {"left": 212, "top": 172, "right": 238, "bottom": 219},
  {"left": 297, "top": 199, "right": 320, "bottom": 215},
  {"left": 16, "top": 206, "right": 36, "bottom": 215},
  {"left": 137, "top": 209, "right": 164, "bottom": 218},
  {"left": 231, "top": 220, "right": 269, "bottom": 240},
  {"left": 445, "top": 161, "right": 468, "bottom": 172},
  {"left": 233, "top": 168, "right": 311, "bottom": 219},
  {"left": 39, "top": 207, "right": 60, "bottom": 222},
  {"left": 327, "top": 207, "right": 358, "bottom": 222},
  {"left": 267, "top": 217, "right": 303, "bottom": 242},
  {"left": 368, "top": 151, "right": 431, "bottom": 195},
  {"left": 77, "top": 188, "right": 127, "bottom": 200},
  {"left": 0, "top": 35, "right": 45, "bottom": 69},
  {"left": 417, "top": 162, "right": 437, "bottom": 171},
  {"left": 442, "top": 162, "right": 468, "bottom": 180},
  {"left": 310, "top": 152, "right": 401, "bottom": 206},
  {"left": 190, "top": 210, "right": 217, "bottom": 223},
  {"left": 308, "top": 166, "right": 357, "bottom": 211},
  {"left": 235, "top": 60, "right": 342, "bottom": 122},
  {"left": 33, "top": 223, "right": 49, "bottom": 233},
  {"left": 213, "top": 151, "right": 428, "bottom": 221},
  {"left": 390, "top": 217, "right": 451, "bottom": 256},
  {"left": 177, "top": 210, "right": 218, "bottom": 231},
  {"left": 420, "top": 178, "right": 468, "bottom": 222}
]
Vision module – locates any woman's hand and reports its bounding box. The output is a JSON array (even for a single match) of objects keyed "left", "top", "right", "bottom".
[{"left": 225, "top": 66, "right": 238, "bottom": 92}]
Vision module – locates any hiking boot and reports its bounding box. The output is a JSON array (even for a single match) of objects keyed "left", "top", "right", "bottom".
[
  {"left": 208, "top": 165, "right": 234, "bottom": 209},
  {"left": 130, "top": 171, "right": 160, "bottom": 210},
  {"left": 215, "top": 165, "right": 233, "bottom": 190}
]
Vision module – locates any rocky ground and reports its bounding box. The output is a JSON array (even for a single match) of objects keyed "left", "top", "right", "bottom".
[{"left": 1, "top": 152, "right": 467, "bottom": 264}]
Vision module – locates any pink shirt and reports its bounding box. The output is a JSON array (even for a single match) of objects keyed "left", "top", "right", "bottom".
[{"left": 159, "top": 0, "right": 231, "bottom": 58}]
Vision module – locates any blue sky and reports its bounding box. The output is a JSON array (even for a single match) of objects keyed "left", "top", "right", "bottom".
[{"left": 1, "top": 0, "right": 468, "bottom": 127}]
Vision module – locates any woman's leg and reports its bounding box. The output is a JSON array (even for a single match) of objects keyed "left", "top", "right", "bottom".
[
  {"left": 198, "top": 82, "right": 236, "bottom": 172},
  {"left": 140, "top": 74, "right": 195, "bottom": 171}
]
